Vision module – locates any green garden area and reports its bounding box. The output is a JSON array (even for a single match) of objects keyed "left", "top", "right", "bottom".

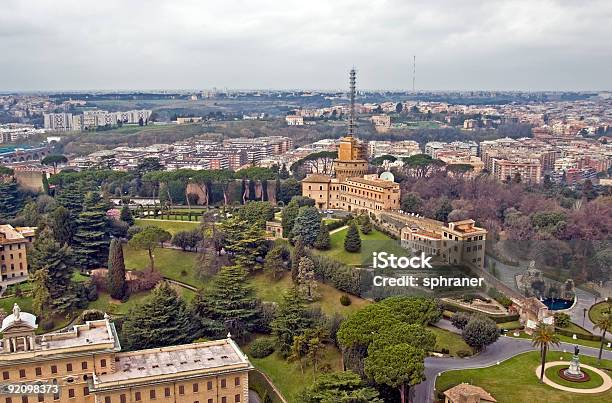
[
  {"left": 123, "top": 244, "right": 202, "bottom": 287},
  {"left": 319, "top": 226, "right": 406, "bottom": 266},
  {"left": 245, "top": 340, "right": 343, "bottom": 401},
  {"left": 436, "top": 351, "right": 612, "bottom": 403},
  {"left": 590, "top": 301, "right": 612, "bottom": 324},
  {"left": 134, "top": 218, "right": 199, "bottom": 234}
]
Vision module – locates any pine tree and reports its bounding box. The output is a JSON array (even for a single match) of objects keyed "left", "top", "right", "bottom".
[
  {"left": 361, "top": 216, "right": 373, "bottom": 234},
  {"left": 271, "top": 289, "right": 314, "bottom": 356},
  {"left": 297, "top": 257, "right": 318, "bottom": 301},
  {"left": 292, "top": 206, "right": 322, "bottom": 246},
  {"left": 344, "top": 222, "right": 361, "bottom": 253},
  {"left": 28, "top": 229, "right": 74, "bottom": 312},
  {"left": 313, "top": 225, "right": 331, "bottom": 250},
  {"left": 264, "top": 245, "right": 286, "bottom": 280},
  {"left": 191, "top": 265, "right": 261, "bottom": 340},
  {"left": 219, "top": 217, "right": 268, "bottom": 271},
  {"left": 49, "top": 206, "right": 74, "bottom": 245},
  {"left": 120, "top": 205, "right": 134, "bottom": 226},
  {"left": 73, "top": 192, "right": 110, "bottom": 270},
  {"left": 291, "top": 237, "right": 306, "bottom": 284},
  {"left": 122, "top": 282, "right": 194, "bottom": 350},
  {"left": 107, "top": 239, "right": 127, "bottom": 300},
  {"left": 55, "top": 182, "right": 85, "bottom": 218},
  {"left": 279, "top": 164, "right": 290, "bottom": 179},
  {"left": 281, "top": 199, "right": 300, "bottom": 240},
  {"left": 0, "top": 179, "right": 20, "bottom": 219}
]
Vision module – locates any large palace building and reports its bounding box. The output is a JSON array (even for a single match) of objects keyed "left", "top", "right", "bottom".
[
  {"left": 0, "top": 305, "right": 252, "bottom": 403},
  {"left": 302, "top": 135, "right": 400, "bottom": 214}
]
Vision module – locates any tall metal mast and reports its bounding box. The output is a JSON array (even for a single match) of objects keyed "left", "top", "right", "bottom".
[
  {"left": 348, "top": 68, "right": 356, "bottom": 137},
  {"left": 412, "top": 55, "right": 416, "bottom": 92}
]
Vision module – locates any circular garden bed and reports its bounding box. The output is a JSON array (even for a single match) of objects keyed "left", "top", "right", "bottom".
[{"left": 544, "top": 365, "right": 604, "bottom": 389}]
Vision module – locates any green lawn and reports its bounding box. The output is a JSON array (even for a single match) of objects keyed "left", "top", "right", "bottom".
[
  {"left": 436, "top": 351, "right": 612, "bottom": 403},
  {"left": 562, "top": 322, "right": 593, "bottom": 336},
  {"left": 545, "top": 365, "right": 604, "bottom": 389},
  {"left": 428, "top": 326, "right": 472, "bottom": 356},
  {"left": 245, "top": 338, "right": 343, "bottom": 402},
  {"left": 589, "top": 301, "right": 612, "bottom": 324},
  {"left": 319, "top": 227, "right": 405, "bottom": 266},
  {"left": 497, "top": 320, "right": 522, "bottom": 330},
  {"left": 249, "top": 272, "right": 370, "bottom": 317},
  {"left": 134, "top": 218, "right": 200, "bottom": 235},
  {"left": 89, "top": 286, "right": 195, "bottom": 315},
  {"left": 123, "top": 244, "right": 203, "bottom": 288},
  {"left": 0, "top": 294, "right": 33, "bottom": 315}
]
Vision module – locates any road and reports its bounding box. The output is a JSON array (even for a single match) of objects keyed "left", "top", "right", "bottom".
[
  {"left": 248, "top": 390, "right": 261, "bottom": 403},
  {"left": 413, "top": 335, "right": 612, "bottom": 403}
]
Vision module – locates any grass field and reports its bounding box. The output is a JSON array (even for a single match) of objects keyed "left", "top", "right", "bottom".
[
  {"left": 123, "top": 244, "right": 203, "bottom": 288},
  {"left": 134, "top": 218, "right": 200, "bottom": 234},
  {"left": 589, "top": 301, "right": 612, "bottom": 324},
  {"left": 319, "top": 227, "right": 405, "bottom": 266},
  {"left": 248, "top": 272, "right": 370, "bottom": 317},
  {"left": 245, "top": 338, "right": 343, "bottom": 402},
  {"left": 428, "top": 326, "right": 472, "bottom": 356},
  {"left": 89, "top": 285, "right": 195, "bottom": 315},
  {"left": 436, "top": 351, "right": 612, "bottom": 403}
]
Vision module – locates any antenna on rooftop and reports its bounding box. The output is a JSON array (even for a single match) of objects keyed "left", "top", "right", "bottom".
[
  {"left": 348, "top": 67, "right": 357, "bottom": 137},
  {"left": 412, "top": 55, "right": 416, "bottom": 93}
]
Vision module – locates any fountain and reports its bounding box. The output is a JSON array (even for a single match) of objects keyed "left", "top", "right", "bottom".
[{"left": 560, "top": 346, "right": 589, "bottom": 382}]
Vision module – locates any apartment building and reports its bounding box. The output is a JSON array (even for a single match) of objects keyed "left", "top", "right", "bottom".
[
  {"left": 0, "top": 225, "right": 35, "bottom": 284},
  {"left": 285, "top": 115, "right": 304, "bottom": 125},
  {"left": 43, "top": 113, "right": 74, "bottom": 132},
  {"left": 368, "top": 140, "right": 421, "bottom": 158},
  {"left": 425, "top": 141, "right": 478, "bottom": 158},
  {"left": 0, "top": 306, "right": 252, "bottom": 403},
  {"left": 491, "top": 158, "right": 542, "bottom": 184},
  {"left": 370, "top": 114, "right": 391, "bottom": 132}
]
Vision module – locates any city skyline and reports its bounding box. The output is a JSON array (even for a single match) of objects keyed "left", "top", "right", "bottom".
[{"left": 1, "top": 0, "right": 612, "bottom": 92}]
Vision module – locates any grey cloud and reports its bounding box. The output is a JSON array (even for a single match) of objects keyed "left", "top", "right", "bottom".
[{"left": 0, "top": 0, "right": 611, "bottom": 91}]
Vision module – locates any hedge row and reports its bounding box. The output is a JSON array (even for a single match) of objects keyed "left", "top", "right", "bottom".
[{"left": 442, "top": 302, "right": 520, "bottom": 323}]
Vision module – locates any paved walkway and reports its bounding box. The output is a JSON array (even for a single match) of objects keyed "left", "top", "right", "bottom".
[
  {"left": 536, "top": 361, "right": 612, "bottom": 394},
  {"left": 248, "top": 390, "right": 261, "bottom": 403},
  {"left": 413, "top": 335, "right": 612, "bottom": 403}
]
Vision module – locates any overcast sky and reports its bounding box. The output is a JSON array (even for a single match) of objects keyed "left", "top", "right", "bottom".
[{"left": 1, "top": 0, "right": 611, "bottom": 91}]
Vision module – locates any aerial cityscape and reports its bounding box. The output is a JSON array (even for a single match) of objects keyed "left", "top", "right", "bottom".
[{"left": 0, "top": 1, "right": 611, "bottom": 403}]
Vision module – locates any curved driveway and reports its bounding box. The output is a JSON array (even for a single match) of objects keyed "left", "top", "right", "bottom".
[{"left": 413, "top": 335, "right": 612, "bottom": 403}]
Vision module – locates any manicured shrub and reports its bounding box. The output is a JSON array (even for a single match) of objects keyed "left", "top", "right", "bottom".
[
  {"left": 456, "top": 349, "right": 472, "bottom": 358},
  {"left": 340, "top": 294, "right": 351, "bottom": 306},
  {"left": 250, "top": 338, "right": 276, "bottom": 358}
]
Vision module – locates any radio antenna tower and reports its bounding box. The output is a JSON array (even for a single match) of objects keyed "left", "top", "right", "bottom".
[
  {"left": 348, "top": 67, "right": 357, "bottom": 137},
  {"left": 412, "top": 55, "right": 416, "bottom": 92}
]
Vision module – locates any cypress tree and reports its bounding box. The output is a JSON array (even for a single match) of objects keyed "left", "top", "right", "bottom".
[
  {"left": 107, "top": 239, "right": 127, "bottom": 300},
  {"left": 0, "top": 179, "right": 21, "bottom": 219},
  {"left": 313, "top": 225, "right": 331, "bottom": 250},
  {"left": 120, "top": 205, "right": 134, "bottom": 226},
  {"left": 73, "top": 192, "right": 110, "bottom": 270},
  {"left": 122, "top": 282, "right": 194, "bottom": 350},
  {"left": 191, "top": 265, "right": 261, "bottom": 339},
  {"left": 291, "top": 237, "right": 306, "bottom": 284},
  {"left": 344, "top": 222, "right": 361, "bottom": 253}
]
